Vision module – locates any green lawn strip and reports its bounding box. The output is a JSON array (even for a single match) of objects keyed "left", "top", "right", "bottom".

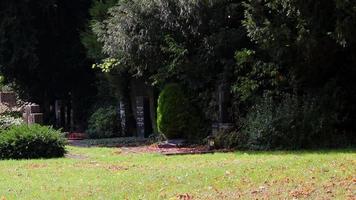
[{"left": 0, "top": 147, "right": 354, "bottom": 199}]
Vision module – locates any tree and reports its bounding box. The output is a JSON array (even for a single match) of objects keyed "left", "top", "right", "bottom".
[
  {"left": 241, "top": 0, "right": 356, "bottom": 145},
  {"left": 92, "top": 0, "right": 250, "bottom": 123},
  {"left": 0, "top": 0, "right": 96, "bottom": 127},
  {"left": 81, "top": 0, "right": 119, "bottom": 60},
  {"left": 243, "top": 0, "right": 356, "bottom": 89}
]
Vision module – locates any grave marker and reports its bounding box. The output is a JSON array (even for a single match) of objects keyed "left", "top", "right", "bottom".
[
  {"left": 119, "top": 101, "right": 126, "bottom": 135},
  {"left": 136, "top": 96, "right": 145, "bottom": 138},
  {"left": 135, "top": 96, "right": 153, "bottom": 138},
  {"left": 23, "top": 104, "right": 43, "bottom": 125}
]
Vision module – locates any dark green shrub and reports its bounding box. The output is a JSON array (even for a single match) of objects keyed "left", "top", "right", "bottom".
[
  {"left": 0, "top": 124, "right": 66, "bottom": 159},
  {"left": 242, "top": 93, "right": 341, "bottom": 150},
  {"left": 157, "top": 83, "right": 204, "bottom": 140},
  {"left": 213, "top": 129, "right": 248, "bottom": 149},
  {"left": 87, "top": 106, "right": 120, "bottom": 139},
  {"left": 1, "top": 111, "right": 22, "bottom": 118},
  {"left": 242, "top": 95, "right": 275, "bottom": 150}
]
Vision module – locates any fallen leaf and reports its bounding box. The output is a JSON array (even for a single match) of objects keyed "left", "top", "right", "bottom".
[{"left": 177, "top": 193, "right": 192, "bottom": 200}]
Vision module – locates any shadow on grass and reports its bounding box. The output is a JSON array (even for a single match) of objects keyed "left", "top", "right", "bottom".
[
  {"left": 67, "top": 137, "right": 355, "bottom": 157},
  {"left": 67, "top": 137, "right": 150, "bottom": 148},
  {"left": 231, "top": 148, "right": 356, "bottom": 156}
]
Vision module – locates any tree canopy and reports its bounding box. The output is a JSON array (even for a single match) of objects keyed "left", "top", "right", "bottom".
[
  {"left": 0, "top": 0, "right": 354, "bottom": 147},
  {"left": 84, "top": 0, "right": 355, "bottom": 147},
  {"left": 0, "top": 0, "right": 95, "bottom": 125}
]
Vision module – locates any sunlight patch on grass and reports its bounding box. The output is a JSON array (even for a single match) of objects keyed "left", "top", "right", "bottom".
[{"left": 0, "top": 147, "right": 354, "bottom": 199}]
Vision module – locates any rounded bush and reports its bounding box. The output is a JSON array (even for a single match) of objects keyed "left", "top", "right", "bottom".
[
  {"left": 157, "top": 83, "right": 204, "bottom": 140},
  {"left": 87, "top": 106, "right": 119, "bottom": 139},
  {"left": 0, "top": 124, "right": 66, "bottom": 159}
]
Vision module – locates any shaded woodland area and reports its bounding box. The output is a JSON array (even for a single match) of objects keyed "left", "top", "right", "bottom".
[{"left": 0, "top": 0, "right": 355, "bottom": 150}]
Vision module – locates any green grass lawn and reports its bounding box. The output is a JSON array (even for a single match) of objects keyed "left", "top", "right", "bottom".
[{"left": 0, "top": 147, "right": 355, "bottom": 200}]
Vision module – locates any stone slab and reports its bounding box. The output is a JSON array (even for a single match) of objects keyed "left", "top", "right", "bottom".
[
  {"left": 25, "top": 104, "right": 41, "bottom": 114},
  {"left": 29, "top": 113, "right": 43, "bottom": 124},
  {"left": 0, "top": 92, "right": 16, "bottom": 106}
]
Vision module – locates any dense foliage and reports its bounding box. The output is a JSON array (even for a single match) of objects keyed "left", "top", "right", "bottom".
[
  {"left": 81, "top": 0, "right": 119, "bottom": 61},
  {"left": 0, "top": 124, "right": 66, "bottom": 159},
  {"left": 1, "top": 0, "right": 355, "bottom": 148},
  {"left": 87, "top": 106, "right": 120, "bottom": 139},
  {"left": 239, "top": 0, "right": 356, "bottom": 148},
  {"left": 157, "top": 84, "right": 204, "bottom": 140},
  {"left": 0, "top": 0, "right": 96, "bottom": 127},
  {"left": 109, "top": 0, "right": 244, "bottom": 86},
  {"left": 81, "top": 0, "right": 356, "bottom": 148},
  {"left": 91, "top": 0, "right": 249, "bottom": 133},
  {"left": 242, "top": 94, "right": 344, "bottom": 150},
  {"left": 0, "top": 115, "right": 23, "bottom": 130},
  {"left": 0, "top": 101, "right": 24, "bottom": 130},
  {"left": 213, "top": 129, "right": 245, "bottom": 150}
]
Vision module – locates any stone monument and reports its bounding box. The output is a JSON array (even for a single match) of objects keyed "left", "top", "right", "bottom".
[
  {"left": 212, "top": 79, "right": 233, "bottom": 135},
  {"left": 23, "top": 104, "right": 43, "bottom": 124},
  {"left": 135, "top": 96, "right": 153, "bottom": 138}
]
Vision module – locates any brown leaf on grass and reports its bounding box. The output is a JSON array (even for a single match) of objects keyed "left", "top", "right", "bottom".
[
  {"left": 26, "top": 163, "right": 48, "bottom": 169},
  {"left": 323, "top": 182, "right": 335, "bottom": 190},
  {"left": 289, "top": 186, "right": 315, "bottom": 198},
  {"left": 105, "top": 165, "right": 129, "bottom": 172},
  {"left": 212, "top": 187, "right": 228, "bottom": 199},
  {"left": 251, "top": 186, "right": 268, "bottom": 195},
  {"left": 347, "top": 194, "right": 356, "bottom": 200},
  {"left": 251, "top": 190, "right": 259, "bottom": 195},
  {"left": 337, "top": 176, "right": 354, "bottom": 187},
  {"left": 177, "top": 193, "right": 193, "bottom": 200}
]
